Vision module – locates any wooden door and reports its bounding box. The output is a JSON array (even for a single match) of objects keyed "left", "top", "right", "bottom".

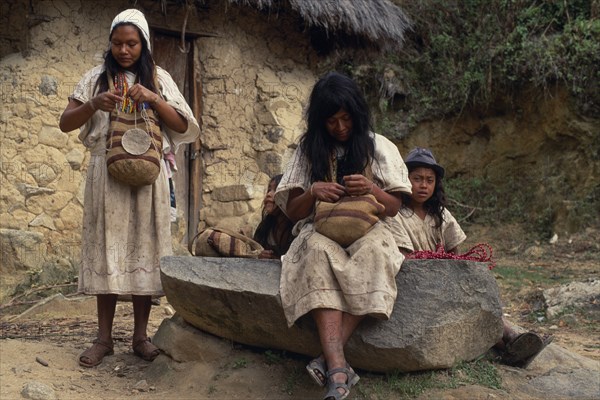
[{"left": 151, "top": 32, "right": 201, "bottom": 244}]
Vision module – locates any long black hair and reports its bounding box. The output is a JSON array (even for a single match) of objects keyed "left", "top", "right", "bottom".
[
  {"left": 300, "top": 72, "right": 374, "bottom": 182},
  {"left": 94, "top": 22, "right": 157, "bottom": 95},
  {"left": 401, "top": 165, "right": 447, "bottom": 228}
]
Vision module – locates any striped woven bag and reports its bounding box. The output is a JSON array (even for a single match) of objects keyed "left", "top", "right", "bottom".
[
  {"left": 188, "top": 227, "right": 264, "bottom": 258},
  {"left": 314, "top": 194, "right": 386, "bottom": 247},
  {"left": 106, "top": 73, "right": 162, "bottom": 187},
  {"left": 313, "top": 152, "right": 385, "bottom": 247}
]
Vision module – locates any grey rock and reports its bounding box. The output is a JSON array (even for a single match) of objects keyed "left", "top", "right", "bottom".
[
  {"left": 36, "top": 258, "right": 76, "bottom": 286},
  {"left": 21, "top": 381, "right": 56, "bottom": 400},
  {"left": 29, "top": 213, "right": 56, "bottom": 230},
  {"left": 16, "top": 184, "right": 56, "bottom": 199},
  {"left": 153, "top": 314, "right": 233, "bottom": 363},
  {"left": 543, "top": 279, "right": 600, "bottom": 319},
  {"left": 160, "top": 257, "right": 503, "bottom": 372},
  {"left": 38, "top": 126, "right": 67, "bottom": 149},
  {"left": 211, "top": 184, "right": 254, "bottom": 202},
  {"left": 38, "top": 76, "right": 57, "bottom": 96},
  {"left": 132, "top": 380, "right": 149, "bottom": 392},
  {"left": 517, "top": 344, "right": 600, "bottom": 399},
  {"left": 0, "top": 228, "right": 45, "bottom": 270},
  {"left": 257, "top": 151, "right": 282, "bottom": 177},
  {"left": 65, "top": 148, "right": 85, "bottom": 170},
  {"left": 525, "top": 366, "right": 599, "bottom": 399}
]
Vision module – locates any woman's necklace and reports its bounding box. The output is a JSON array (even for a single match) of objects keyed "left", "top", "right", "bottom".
[{"left": 113, "top": 72, "right": 144, "bottom": 113}]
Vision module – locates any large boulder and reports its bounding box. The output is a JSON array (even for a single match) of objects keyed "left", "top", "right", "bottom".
[{"left": 160, "top": 257, "right": 503, "bottom": 372}]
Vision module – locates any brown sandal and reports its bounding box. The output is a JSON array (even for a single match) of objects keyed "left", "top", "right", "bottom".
[
  {"left": 132, "top": 337, "right": 160, "bottom": 361},
  {"left": 78, "top": 339, "right": 114, "bottom": 368}
]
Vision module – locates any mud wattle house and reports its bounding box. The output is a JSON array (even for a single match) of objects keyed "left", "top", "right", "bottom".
[{"left": 0, "top": 0, "right": 409, "bottom": 300}]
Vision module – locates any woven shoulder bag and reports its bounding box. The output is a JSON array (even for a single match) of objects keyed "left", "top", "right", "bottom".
[
  {"left": 106, "top": 72, "right": 162, "bottom": 187},
  {"left": 188, "top": 227, "right": 264, "bottom": 258}
]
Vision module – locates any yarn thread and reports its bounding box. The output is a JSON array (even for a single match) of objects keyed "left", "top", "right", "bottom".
[{"left": 406, "top": 243, "right": 496, "bottom": 270}]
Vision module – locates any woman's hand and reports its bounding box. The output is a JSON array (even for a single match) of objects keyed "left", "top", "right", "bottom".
[
  {"left": 343, "top": 173, "right": 402, "bottom": 216},
  {"left": 90, "top": 90, "right": 124, "bottom": 112},
  {"left": 311, "top": 181, "right": 346, "bottom": 203},
  {"left": 127, "top": 84, "right": 160, "bottom": 104},
  {"left": 126, "top": 83, "right": 188, "bottom": 133},
  {"left": 342, "top": 174, "right": 374, "bottom": 196}
]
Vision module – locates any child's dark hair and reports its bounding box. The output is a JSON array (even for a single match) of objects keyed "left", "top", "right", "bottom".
[
  {"left": 94, "top": 22, "right": 157, "bottom": 95},
  {"left": 253, "top": 174, "right": 293, "bottom": 255},
  {"left": 402, "top": 166, "right": 447, "bottom": 228}
]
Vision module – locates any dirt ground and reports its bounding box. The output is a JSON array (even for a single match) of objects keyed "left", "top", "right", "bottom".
[{"left": 1, "top": 225, "right": 598, "bottom": 400}]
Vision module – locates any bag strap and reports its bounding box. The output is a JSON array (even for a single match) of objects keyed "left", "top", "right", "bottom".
[
  {"left": 188, "top": 229, "right": 203, "bottom": 256},
  {"left": 187, "top": 227, "right": 264, "bottom": 256},
  {"left": 210, "top": 227, "right": 264, "bottom": 252}
]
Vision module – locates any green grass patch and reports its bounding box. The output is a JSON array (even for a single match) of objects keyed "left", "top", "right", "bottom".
[
  {"left": 281, "top": 366, "right": 302, "bottom": 395},
  {"left": 263, "top": 349, "right": 285, "bottom": 365},
  {"left": 450, "top": 360, "right": 502, "bottom": 390},
  {"left": 493, "top": 264, "right": 571, "bottom": 289},
  {"left": 354, "top": 360, "right": 501, "bottom": 399},
  {"left": 231, "top": 358, "right": 248, "bottom": 369}
]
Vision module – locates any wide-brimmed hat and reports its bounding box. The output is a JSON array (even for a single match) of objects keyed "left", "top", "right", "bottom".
[{"left": 405, "top": 147, "right": 445, "bottom": 178}]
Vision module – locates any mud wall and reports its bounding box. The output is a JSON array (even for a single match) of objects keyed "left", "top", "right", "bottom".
[{"left": 0, "top": 0, "right": 316, "bottom": 301}]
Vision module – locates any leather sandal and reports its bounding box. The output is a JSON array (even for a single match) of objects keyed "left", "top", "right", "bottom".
[
  {"left": 78, "top": 339, "right": 114, "bottom": 368},
  {"left": 307, "top": 356, "right": 328, "bottom": 387},
  {"left": 132, "top": 337, "right": 160, "bottom": 361},
  {"left": 307, "top": 356, "right": 360, "bottom": 388},
  {"left": 323, "top": 367, "right": 352, "bottom": 400},
  {"left": 502, "top": 332, "right": 553, "bottom": 368}
]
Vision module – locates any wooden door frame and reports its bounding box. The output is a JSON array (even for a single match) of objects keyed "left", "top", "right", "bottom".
[{"left": 150, "top": 26, "right": 204, "bottom": 243}]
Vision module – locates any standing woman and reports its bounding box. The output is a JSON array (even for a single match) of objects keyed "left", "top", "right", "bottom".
[
  {"left": 59, "top": 9, "right": 199, "bottom": 367},
  {"left": 274, "top": 72, "right": 411, "bottom": 399}
]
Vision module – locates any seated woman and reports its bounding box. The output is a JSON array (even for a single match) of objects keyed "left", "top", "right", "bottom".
[
  {"left": 253, "top": 174, "right": 294, "bottom": 259},
  {"left": 274, "top": 72, "right": 411, "bottom": 400},
  {"left": 391, "top": 147, "right": 552, "bottom": 369}
]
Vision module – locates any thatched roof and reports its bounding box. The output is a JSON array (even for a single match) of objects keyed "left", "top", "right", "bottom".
[{"left": 230, "top": 0, "right": 411, "bottom": 45}]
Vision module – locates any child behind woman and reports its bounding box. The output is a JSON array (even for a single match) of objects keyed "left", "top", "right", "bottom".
[
  {"left": 391, "top": 147, "right": 551, "bottom": 369},
  {"left": 253, "top": 174, "right": 294, "bottom": 259}
]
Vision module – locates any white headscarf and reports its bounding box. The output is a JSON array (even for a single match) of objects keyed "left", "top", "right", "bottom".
[{"left": 110, "top": 9, "right": 151, "bottom": 52}]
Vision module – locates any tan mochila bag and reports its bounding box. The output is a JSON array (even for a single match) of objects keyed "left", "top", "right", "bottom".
[
  {"left": 313, "top": 154, "right": 386, "bottom": 247},
  {"left": 188, "top": 227, "right": 264, "bottom": 258},
  {"left": 106, "top": 71, "right": 163, "bottom": 187}
]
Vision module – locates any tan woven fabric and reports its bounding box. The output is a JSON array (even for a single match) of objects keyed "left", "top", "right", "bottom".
[
  {"left": 275, "top": 133, "right": 410, "bottom": 327},
  {"left": 280, "top": 222, "right": 403, "bottom": 327},
  {"left": 104, "top": 71, "right": 163, "bottom": 186},
  {"left": 388, "top": 207, "right": 467, "bottom": 252},
  {"left": 106, "top": 109, "right": 162, "bottom": 186},
  {"left": 189, "top": 227, "right": 263, "bottom": 258},
  {"left": 71, "top": 65, "right": 199, "bottom": 295},
  {"left": 314, "top": 194, "right": 385, "bottom": 246}
]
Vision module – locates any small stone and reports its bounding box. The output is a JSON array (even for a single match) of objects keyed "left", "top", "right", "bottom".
[
  {"left": 133, "top": 380, "right": 149, "bottom": 391},
  {"left": 21, "top": 381, "right": 56, "bottom": 400},
  {"left": 164, "top": 305, "right": 175, "bottom": 316},
  {"left": 35, "top": 357, "right": 49, "bottom": 367}
]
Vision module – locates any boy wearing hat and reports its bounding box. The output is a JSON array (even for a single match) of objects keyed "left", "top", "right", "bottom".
[{"left": 388, "top": 147, "right": 551, "bottom": 368}]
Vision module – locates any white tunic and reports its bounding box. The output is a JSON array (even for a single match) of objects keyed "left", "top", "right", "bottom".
[
  {"left": 388, "top": 207, "right": 467, "bottom": 253},
  {"left": 71, "top": 65, "right": 200, "bottom": 295},
  {"left": 275, "top": 133, "right": 412, "bottom": 326}
]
